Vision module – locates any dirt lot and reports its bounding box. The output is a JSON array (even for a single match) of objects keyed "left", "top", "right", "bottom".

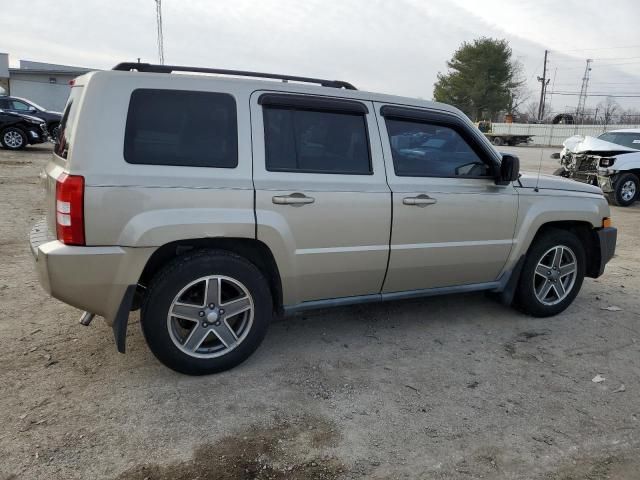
[{"left": 1, "top": 144, "right": 639, "bottom": 479}]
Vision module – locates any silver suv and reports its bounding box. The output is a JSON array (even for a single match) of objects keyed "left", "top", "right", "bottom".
[{"left": 30, "top": 63, "right": 617, "bottom": 375}]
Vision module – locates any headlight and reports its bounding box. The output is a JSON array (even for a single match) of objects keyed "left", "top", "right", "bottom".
[{"left": 599, "top": 157, "right": 615, "bottom": 167}]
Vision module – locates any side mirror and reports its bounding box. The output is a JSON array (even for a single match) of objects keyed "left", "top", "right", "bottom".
[
  {"left": 550, "top": 152, "right": 560, "bottom": 159},
  {"left": 28, "top": 107, "right": 37, "bottom": 113},
  {"left": 496, "top": 153, "right": 520, "bottom": 185}
]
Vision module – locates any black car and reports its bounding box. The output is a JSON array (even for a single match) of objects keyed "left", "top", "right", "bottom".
[
  {"left": 0, "top": 96, "right": 62, "bottom": 137},
  {"left": 0, "top": 110, "right": 48, "bottom": 150}
]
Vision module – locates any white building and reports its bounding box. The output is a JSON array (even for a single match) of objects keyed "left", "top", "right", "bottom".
[{"left": 0, "top": 53, "right": 93, "bottom": 111}]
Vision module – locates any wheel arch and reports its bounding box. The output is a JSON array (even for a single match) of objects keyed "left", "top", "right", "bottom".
[
  {"left": 528, "top": 221, "right": 601, "bottom": 278},
  {"left": 137, "top": 237, "right": 284, "bottom": 314}
]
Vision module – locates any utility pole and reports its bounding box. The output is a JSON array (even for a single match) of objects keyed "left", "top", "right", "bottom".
[
  {"left": 537, "top": 50, "right": 550, "bottom": 121},
  {"left": 576, "top": 59, "right": 592, "bottom": 123},
  {"left": 155, "top": 0, "right": 165, "bottom": 65}
]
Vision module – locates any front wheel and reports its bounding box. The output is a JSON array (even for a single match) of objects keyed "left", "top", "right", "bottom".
[
  {"left": 514, "top": 229, "right": 585, "bottom": 317},
  {"left": 141, "top": 250, "right": 273, "bottom": 375},
  {"left": 492, "top": 136, "right": 504, "bottom": 146},
  {"left": 1, "top": 127, "right": 27, "bottom": 150},
  {"left": 610, "top": 173, "right": 638, "bottom": 207}
]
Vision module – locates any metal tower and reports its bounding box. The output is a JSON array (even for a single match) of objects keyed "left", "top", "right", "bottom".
[
  {"left": 576, "top": 59, "right": 592, "bottom": 121},
  {"left": 155, "top": 0, "right": 165, "bottom": 65}
]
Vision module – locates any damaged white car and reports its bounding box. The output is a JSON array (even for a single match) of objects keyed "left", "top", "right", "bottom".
[{"left": 553, "top": 129, "right": 640, "bottom": 206}]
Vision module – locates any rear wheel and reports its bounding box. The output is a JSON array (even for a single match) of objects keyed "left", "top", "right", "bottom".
[
  {"left": 141, "top": 250, "right": 273, "bottom": 375},
  {"left": 1, "top": 127, "right": 27, "bottom": 150},
  {"left": 610, "top": 173, "right": 638, "bottom": 207},
  {"left": 514, "top": 229, "right": 585, "bottom": 317}
]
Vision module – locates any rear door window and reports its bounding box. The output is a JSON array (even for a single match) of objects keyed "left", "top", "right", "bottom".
[
  {"left": 124, "top": 89, "right": 238, "bottom": 168},
  {"left": 263, "top": 106, "right": 371, "bottom": 175}
]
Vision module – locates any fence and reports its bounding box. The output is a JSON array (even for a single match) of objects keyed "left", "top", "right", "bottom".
[{"left": 490, "top": 123, "right": 640, "bottom": 147}]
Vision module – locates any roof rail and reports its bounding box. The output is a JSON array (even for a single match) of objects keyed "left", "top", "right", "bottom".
[{"left": 112, "top": 62, "right": 357, "bottom": 90}]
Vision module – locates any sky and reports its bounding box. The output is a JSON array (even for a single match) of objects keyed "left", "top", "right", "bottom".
[{"left": 2, "top": 0, "right": 640, "bottom": 115}]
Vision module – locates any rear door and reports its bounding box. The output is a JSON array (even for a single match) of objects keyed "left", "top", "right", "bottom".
[
  {"left": 251, "top": 92, "right": 391, "bottom": 305},
  {"left": 377, "top": 104, "right": 517, "bottom": 293}
]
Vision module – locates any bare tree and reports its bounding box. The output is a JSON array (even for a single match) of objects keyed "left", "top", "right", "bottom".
[
  {"left": 523, "top": 101, "right": 539, "bottom": 122},
  {"left": 506, "top": 60, "right": 530, "bottom": 116},
  {"left": 597, "top": 96, "right": 621, "bottom": 125},
  {"left": 620, "top": 108, "right": 640, "bottom": 125}
]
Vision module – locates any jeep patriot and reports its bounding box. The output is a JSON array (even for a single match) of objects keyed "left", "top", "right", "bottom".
[{"left": 29, "top": 63, "right": 617, "bottom": 374}]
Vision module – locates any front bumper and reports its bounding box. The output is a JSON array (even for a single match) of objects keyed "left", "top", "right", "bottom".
[
  {"left": 596, "top": 227, "right": 617, "bottom": 276},
  {"left": 29, "top": 219, "right": 154, "bottom": 325}
]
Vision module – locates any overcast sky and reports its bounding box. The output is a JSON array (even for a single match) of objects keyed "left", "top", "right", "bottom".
[{"left": 2, "top": 0, "right": 640, "bottom": 114}]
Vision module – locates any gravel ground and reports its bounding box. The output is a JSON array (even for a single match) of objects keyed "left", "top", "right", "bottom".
[{"left": 1, "top": 144, "right": 639, "bottom": 479}]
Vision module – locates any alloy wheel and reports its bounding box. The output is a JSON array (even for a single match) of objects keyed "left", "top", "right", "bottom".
[
  {"left": 167, "top": 275, "right": 254, "bottom": 359},
  {"left": 533, "top": 245, "right": 577, "bottom": 306},
  {"left": 4, "top": 130, "right": 23, "bottom": 148},
  {"left": 620, "top": 180, "right": 636, "bottom": 202}
]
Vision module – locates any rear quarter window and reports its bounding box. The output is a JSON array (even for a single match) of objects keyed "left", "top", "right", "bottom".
[
  {"left": 123, "top": 89, "right": 238, "bottom": 168},
  {"left": 54, "top": 87, "right": 82, "bottom": 159}
]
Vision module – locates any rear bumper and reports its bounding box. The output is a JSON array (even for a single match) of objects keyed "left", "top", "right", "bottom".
[
  {"left": 29, "top": 219, "right": 154, "bottom": 325},
  {"left": 596, "top": 227, "right": 617, "bottom": 276}
]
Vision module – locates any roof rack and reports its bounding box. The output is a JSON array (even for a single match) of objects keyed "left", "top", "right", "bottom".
[{"left": 112, "top": 62, "right": 357, "bottom": 90}]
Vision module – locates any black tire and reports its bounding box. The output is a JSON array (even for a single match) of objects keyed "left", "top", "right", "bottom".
[
  {"left": 0, "top": 127, "right": 27, "bottom": 150},
  {"left": 48, "top": 122, "right": 60, "bottom": 141},
  {"left": 514, "top": 229, "right": 585, "bottom": 317},
  {"left": 552, "top": 167, "right": 569, "bottom": 177},
  {"left": 609, "top": 172, "right": 638, "bottom": 207},
  {"left": 492, "top": 136, "right": 504, "bottom": 146},
  {"left": 141, "top": 250, "right": 273, "bottom": 375}
]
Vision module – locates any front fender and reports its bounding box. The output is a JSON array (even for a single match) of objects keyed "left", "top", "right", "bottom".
[{"left": 507, "top": 189, "right": 608, "bottom": 268}]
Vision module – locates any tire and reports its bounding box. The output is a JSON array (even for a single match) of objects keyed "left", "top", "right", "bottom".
[
  {"left": 514, "top": 229, "right": 585, "bottom": 317},
  {"left": 552, "top": 167, "right": 569, "bottom": 177},
  {"left": 48, "top": 122, "right": 60, "bottom": 140},
  {"left": 141, "top": 250, "right": 273, "bottom": 375},
  {"left": 492, "top": 136, "right": 504, "bottom": 146},
  {"left": 1, "top": 127, "right": 27, "bottom": 150},
  {"left": 610, "top": 173, "right": 638, "bottom": 207}
]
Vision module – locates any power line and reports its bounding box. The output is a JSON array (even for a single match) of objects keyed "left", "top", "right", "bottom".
[
  {"left": 560, "top": 45, "right": 640, "bottom": 52},
  {"left": 549, "top": 92, "right": 640, "bottom": 98}
]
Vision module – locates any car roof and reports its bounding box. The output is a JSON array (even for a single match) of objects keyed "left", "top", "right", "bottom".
[
  {"left": 78, "top": 70, "right": 465, "bottom": 118},
  {"left": 604, "top": 128, "right": 640, "bottom": 134}
]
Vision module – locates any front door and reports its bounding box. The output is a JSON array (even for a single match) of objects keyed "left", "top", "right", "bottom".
[
  {"left": 376, "top": 104, "right": 518, "bottom": 293},
  {"left": 251, "top": 92, "right": 391, "bottom": 306}
]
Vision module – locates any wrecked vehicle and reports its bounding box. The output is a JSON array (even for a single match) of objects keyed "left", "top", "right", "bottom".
[{"left": 553, "top": 129, "right": 640, "bottom": 206}]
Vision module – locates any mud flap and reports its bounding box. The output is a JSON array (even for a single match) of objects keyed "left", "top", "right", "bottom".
[
  {"left": 495, "top": 256, "right": 525, "bottom": 306},
  {"left": 113, "top": 285, "right": 137, "bottom": 354}
]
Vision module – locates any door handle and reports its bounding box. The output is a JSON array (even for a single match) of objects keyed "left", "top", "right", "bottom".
[
  {"left": 272, "top": 193, "right": 315, "bottom": 206},
  {"left": 403, "top": 194, "right": 437, "bottom": 207}
]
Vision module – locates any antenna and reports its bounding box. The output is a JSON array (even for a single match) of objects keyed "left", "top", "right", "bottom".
[
  {"left": 155, "top": 0, "right": 165, "bottom": 65},
  {"left": 534, "top": 145, "right": 544, "bottom": 192},
  {"left": 576, "top": 59, "right": 592, "bottom": 123}
]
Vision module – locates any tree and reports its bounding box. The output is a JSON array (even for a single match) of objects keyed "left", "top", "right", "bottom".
[
  {"left": 433, "top": 38, "right": 523, "bottom": 121},
  {"left": 597, "top": 96, "right": 620, "bottom": 125}
]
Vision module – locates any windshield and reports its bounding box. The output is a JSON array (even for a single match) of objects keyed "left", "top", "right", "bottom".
[
  {"left": 598, "top": 132, "right": 640, "bottom": 150},
  {"left": 13, "top": 97, "right": 46, "bottom": 111}
]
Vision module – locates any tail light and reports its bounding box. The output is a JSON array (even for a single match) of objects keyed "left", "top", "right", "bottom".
[{"left": 56, "top": 173, "right": 85, "bottom": 245}]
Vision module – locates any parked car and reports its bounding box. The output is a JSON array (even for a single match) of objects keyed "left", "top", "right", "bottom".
[
  {"left": 0, "top": 110, "right": 48, "bottom": 150},
  {"left": 552, "top": 129, "right": 640, "bottom": 206},
  {"left": 0, "top": 95, "right": 62, "bottom": 138},
  {"left": 29, "top": 63, "right": 617, "bottom": 375}
]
